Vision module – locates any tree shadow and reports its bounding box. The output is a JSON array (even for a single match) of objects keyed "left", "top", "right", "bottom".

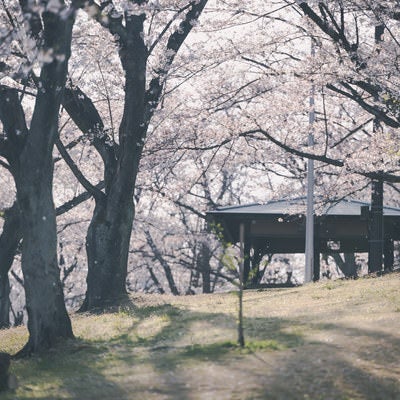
[
  {"left": 4, "top": 297, "right": 400, "bottom": 399},
  {"left": 5, "top": 339, "right": 130, "bottom": 400},
  {"left": 246, "top": 320, "right": 400, "bottom": 400}
]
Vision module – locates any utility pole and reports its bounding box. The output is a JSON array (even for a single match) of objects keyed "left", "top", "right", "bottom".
[{"left": 305, "top": 41, "right": 315, "bottom": 283}]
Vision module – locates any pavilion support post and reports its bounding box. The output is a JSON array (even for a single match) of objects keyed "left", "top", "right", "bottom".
[
  {"left": 313, "top": 247, "right": 320, "bottom": 282},
  {"left": 384, "top": 238, "right": 394, "bottom": 272},
  {"left": 312, "top": 222, "right": 320, "bottom": 281},
  {"left": 368, "top": 179, "right": 384, "bottom": 273},
  {"left": 243, "top": 231, "right": 251, "bottom": 285}
]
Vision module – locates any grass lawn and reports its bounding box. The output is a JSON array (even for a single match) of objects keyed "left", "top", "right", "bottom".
[{"left": 1, "top": 272, "right": 399, "bottom": 399}]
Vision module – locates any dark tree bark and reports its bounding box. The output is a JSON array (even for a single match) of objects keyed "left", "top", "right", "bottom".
[
  {"left": 198, "top": 242, "right": 212, "bottom": 293},
  {"left": 0, "top": 276, "right": 10, "bottom": 330},
  {"left": 81, "top": 195, "right": 135, "bottom": 308},
  {"left": 331, "top": 253, "right": 358, "bottom": 278},
  {"left": 78, "top": 12, "right": 147, "bottom": 310},
  {"left": 0, "top": 3, "right": 76, "bottom": 354},
  {"left": 0, "top": 202, "right": 22, "bottom": 329}
]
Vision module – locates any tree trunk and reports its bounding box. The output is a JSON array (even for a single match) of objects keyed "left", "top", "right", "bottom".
[
  {"left": 80, "top": 196, "right": 134, "bottom": 310},
  {"left": 343, "top": 253, "right": 358, "bottom": 277},
  {"left": 0, "top": 202, "right": 22, "bottom": 329},
  {"left": 13, "top": 8, "right": 76, "bottom": 355},
  {"left": 16, "top": 158, "right": 73, "bottom": 354},
  {"left": 80, "top": 14, "right": 148, "bottom": 310},
  {"left": 331, "top": 253, "right": 358, "bottom": 278},
  {"left": 0, "top": 277, "right": 10, "bottom": 330},
  {"left": 75, "top": 2, "right": 208, "bottom": 310},
  {"left": 198, "top": 242, "right": 212, "bottom": 294}
]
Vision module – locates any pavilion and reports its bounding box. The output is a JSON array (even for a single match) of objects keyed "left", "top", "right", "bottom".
[{"left": 206, "top": 197, "right": 400, "bottom": 283}]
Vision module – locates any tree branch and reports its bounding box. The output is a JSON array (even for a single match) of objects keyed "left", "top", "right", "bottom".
[
  {"left": 297, "top": 2, "right": 352, "bottom": 53},
  {"left": 148, "top": 2, "right": 193, "bottom": 55},
  {"left": 55, "top": 137, "right": 105, "bottom": 200},
  {"left": 62, "top": 85, "right": 118, "bottom": 181},
  {"left": 145, "top": 0, "right": 208, "bottom": 123},
  {"left": 55, "top": 181, "right": 105, "bottom": 216},
  {"left": 0, "top": 85, "right": 28, "bottom": 167},
  {"left": 82, "top": 0, "right": 127, "bottom": 43},
  {"left": 326, "top": 83, "right": 400, "bottom": 128},
  {"left": 144, "top": 229, "right": 179, "bottom": 295},
  {"left": 245, "top": 127, "right": 400, "bottom": 183}
]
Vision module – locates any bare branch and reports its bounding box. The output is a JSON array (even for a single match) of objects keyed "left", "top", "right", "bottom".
[
  {"left": 245, "top": 127, "right": 400, "bottom": 183},
  {"left": 55, "top": 180, "right": 105, "bottom": 216},
  {"left": 55, "top": 137, "right": 105, "bottom": 200}
]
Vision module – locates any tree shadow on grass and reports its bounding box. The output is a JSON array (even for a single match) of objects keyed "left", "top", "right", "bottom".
[
  {"left": 5, "top": 339, "right": 131, "bottom": 400},
  {"left": 5, "top": 297, "right": 400, "bottom": 399},
  {"left": 246, "top": 320, "right": 400, "bottom": 400},
  {"left": 102, "top": 299, "right": 400, "bottom": 400},
  {"left": 250, "top": 342, "right": 400, "bottom": 400},
  {"left": 310, "top": 321, "right": 400, "bottom": 365}
]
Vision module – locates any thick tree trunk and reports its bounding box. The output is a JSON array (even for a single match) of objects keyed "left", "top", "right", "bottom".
[
  {"left": 0, "top": 202, "right": 22, "bottom": 329},
  {"left": 80, "top": 196, "right": 134, "bottom": 310},
  {"left": 13, "top": 8, "right": 75, "bottom": 355},
  {"left": 80, "top": 15, "right": 147, "bottom": 310},
  {"left": 16, "top": 151, "right": 73, "bottom": 354},
  {"left": 76, "top": 3, "right": 208, "bottom": 310}
]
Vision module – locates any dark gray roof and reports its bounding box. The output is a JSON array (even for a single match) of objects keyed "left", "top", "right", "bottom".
[{"left": 208, "top": 197, "right": 400, "bottom": 217}]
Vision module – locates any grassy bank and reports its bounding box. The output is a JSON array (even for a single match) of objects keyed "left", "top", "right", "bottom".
[{"left": 1, "top": 272, "right": 399, "bottom": 399}]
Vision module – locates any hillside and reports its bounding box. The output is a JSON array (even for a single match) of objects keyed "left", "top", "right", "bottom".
[{"left": 1, "top": 273, "right": 400, "bottom": 399}]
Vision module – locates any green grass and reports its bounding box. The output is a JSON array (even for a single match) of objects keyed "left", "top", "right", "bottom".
[{"left": 1, "top": 272, "right": 400, "bottom": 399}]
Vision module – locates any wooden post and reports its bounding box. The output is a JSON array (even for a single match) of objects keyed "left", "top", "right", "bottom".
[
  {"left": 313, "top": 220, "right": 320, "bottom": 281},
  {"left": 243, "top": 238, "right": 251, "bottom": 285}
]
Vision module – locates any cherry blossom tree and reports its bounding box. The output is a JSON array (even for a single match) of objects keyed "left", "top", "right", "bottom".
[
  {"left": 3, "top": 0, "right": 400, "bottom": 331},
  {"left": 0, "top": 0, "right": 78, "bottom": 353},
  {"left": 55, "top": 0, "right": 210, "bottom": 310}
]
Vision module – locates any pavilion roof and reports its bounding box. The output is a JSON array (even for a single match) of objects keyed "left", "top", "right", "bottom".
[{"left": 208, "top": 197, "right": 400, "bottom": 217}]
